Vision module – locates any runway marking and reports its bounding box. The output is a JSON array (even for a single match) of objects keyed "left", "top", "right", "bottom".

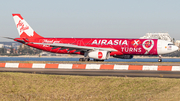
[
  {"left": 45, "top": 64, "right": 58, "bottom": 69},
  {"left": 0, "top": 63, "right": 6, "bottom": 68},
  {"left": 86, "top": 64, "right": 100, "bottom": 69},
  {"left": 142, "top": 66, "right": 158, "bottom": 71},
  {"left": 158, "top": 66, "right": 172, "bottom": 71},
  {"left": 5, "top": 63, "right": 19, "bottom": 68},
  {"left": 129, "top": 65, "right": 143, "bottom": 70},
  {"left": 114, "top": 65, "right": 129, "bottom": 70},
  {"left": 32, "top": 63, "right": 45, "bottom": 68},
  {"left": 172, "top": 66, "right": 180, "bottom": 71},
  {"left": 19, "top": 63, "right": 33, "bottom": 68},
  {"left": 0, "top": 62, "right": 180, "bottom": 71},
  {"left": 58, "top": 64, "right": 72, "bottom": 69},
  {"left": 72, "top": 64, "right": 86, "bottom": 69},
  {"left": 100, "top": 65, "right": 114, "bottom": 70}
]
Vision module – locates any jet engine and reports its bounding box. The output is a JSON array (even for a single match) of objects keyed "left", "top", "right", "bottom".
[
  {"left": 88, "top": 50, "right": 110, "bottom": 60},
  {"left": 113, "top": 55, "right": 133, "bottom": 59}
]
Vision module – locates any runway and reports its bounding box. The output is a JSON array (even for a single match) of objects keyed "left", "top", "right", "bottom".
[{"left": 1, "top": 68, "right": 180, "bottom": 78}]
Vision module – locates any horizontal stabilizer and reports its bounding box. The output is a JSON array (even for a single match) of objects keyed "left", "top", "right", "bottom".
[{"left": 3, "top": 37, "right": 25, "bottom": 44}]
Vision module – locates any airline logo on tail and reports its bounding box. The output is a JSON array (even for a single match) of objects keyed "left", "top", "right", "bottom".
[
  {"left": 12, "top": 14, "right": 43, "bottom": 38},
  {"left": 17, "top": 20, "right": 29, "bottom": 33}
]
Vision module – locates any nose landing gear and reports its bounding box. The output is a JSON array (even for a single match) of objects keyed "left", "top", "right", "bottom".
[{"left": 158, "top": 55, "right": 162, "bottom": 62}]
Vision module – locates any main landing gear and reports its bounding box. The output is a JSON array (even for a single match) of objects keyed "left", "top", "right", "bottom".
[
  {"left": 158, "top": 55, "right": 162, "bottom": 62},
  {"left": 79, "top": 58, "right": 104, "bottom": 62},
  {"left": 79, "top": 58, "right": 90, "bottom": 61}
]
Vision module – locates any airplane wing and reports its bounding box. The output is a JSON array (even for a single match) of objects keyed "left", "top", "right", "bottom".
[
  {"left": 32, "top": 42, "right": 117, "bottom": 52},
  {"left": 3, "top": 37, "right": 117, "bottom": 52}
]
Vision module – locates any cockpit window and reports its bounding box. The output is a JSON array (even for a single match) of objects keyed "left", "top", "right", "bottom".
[{"left": 168, "top": 44, "right": 175, "bottom": 45}]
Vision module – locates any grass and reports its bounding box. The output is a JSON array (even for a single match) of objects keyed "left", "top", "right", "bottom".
[{"left": 0, "top": 72, "right": 180, "bottom": 100}]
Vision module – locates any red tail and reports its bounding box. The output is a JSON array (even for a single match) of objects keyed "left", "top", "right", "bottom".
[{"left": 12, "top": 14, "right": 43, "bottom": 39}]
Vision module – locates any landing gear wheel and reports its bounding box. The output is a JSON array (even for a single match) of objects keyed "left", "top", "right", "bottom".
[
  {"left": 84, "top": 58, "right": 90, "bottom": 61},
  {"left": 93, "top": 59, "right": 104, "bottom": 62},
  {"left": 79, "top": 58, "right": 83, "bottom": 61},
  {"left": 79, "top": 58, "right": 90, "bottom": 61},
  {"left": 158, "top": 59, "right": 162, "bottom": 62},
  {"left": 158, "top": 55, "right": 162, "bottom": 62}
]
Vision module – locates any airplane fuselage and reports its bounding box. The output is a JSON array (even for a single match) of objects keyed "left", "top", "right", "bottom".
[{"left": 15, "top": 37, "right": 176, "bottom": 56}]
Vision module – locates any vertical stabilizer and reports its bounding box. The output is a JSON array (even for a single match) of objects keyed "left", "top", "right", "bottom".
[{"left": 12, "top": 14, "right": 43, "bottom": 38}]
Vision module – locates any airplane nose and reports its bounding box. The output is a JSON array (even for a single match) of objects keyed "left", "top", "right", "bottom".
[
  {"left": 173, "top": 45, "right": 179, "bottom": 51},
  {"left": 157, "top": 40, "right": 179, "bottom": 55}
]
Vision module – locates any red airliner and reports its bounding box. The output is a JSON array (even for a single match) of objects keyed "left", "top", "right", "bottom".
[{"left": 9, "top": 14, "right": 178, "bottom": 62}]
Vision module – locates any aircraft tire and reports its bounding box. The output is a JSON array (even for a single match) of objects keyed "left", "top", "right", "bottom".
[
  {"left": 93, "top": 59, "right": 104, "bottom": 62},
  {"left": 158, "top": 59, "right": 162, "bottom": 62},
  {"left": 79, "top": 58, "right": 83, "bottom": 61},
  {"left": 84, "top": 58, "right": 90, "bottom": 61}
]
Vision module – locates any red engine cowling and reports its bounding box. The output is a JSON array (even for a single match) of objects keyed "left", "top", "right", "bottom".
[{"left": 88, "top": 50, "right": 110, "bottom": 60}]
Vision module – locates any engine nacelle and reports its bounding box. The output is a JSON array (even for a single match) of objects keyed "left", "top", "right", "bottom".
[
  {"left": 88, "top": 50, "right": 110, "bottom": 60},
  {"left": 113, "top": 55, "right": 133, "bottom": 59}
]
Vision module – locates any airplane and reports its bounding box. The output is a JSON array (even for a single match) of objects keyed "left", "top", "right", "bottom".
[{"left": 7, "top": 14, "right": 179, "bottom": 62}]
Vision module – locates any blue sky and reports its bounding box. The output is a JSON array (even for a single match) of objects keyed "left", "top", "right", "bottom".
[{"left": 1, "top": 0, "right": 180, "bottom": 41}]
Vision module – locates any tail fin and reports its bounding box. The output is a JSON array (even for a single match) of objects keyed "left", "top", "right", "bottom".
[{"left": 12, "top": 14, "right": 43, "bottom": 38}]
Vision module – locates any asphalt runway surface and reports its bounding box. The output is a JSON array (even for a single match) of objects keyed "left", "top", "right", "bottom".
[{"left": 1, "top": 68, "right": 180, "bottom": 78}]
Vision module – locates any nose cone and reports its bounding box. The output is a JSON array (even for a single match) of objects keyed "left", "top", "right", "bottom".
[
  {"left": 157, "top": 40, "right": 179, "bottom": 55},
  {"left": 172, "top": 45, "right": 179, "bottom": 51}
]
